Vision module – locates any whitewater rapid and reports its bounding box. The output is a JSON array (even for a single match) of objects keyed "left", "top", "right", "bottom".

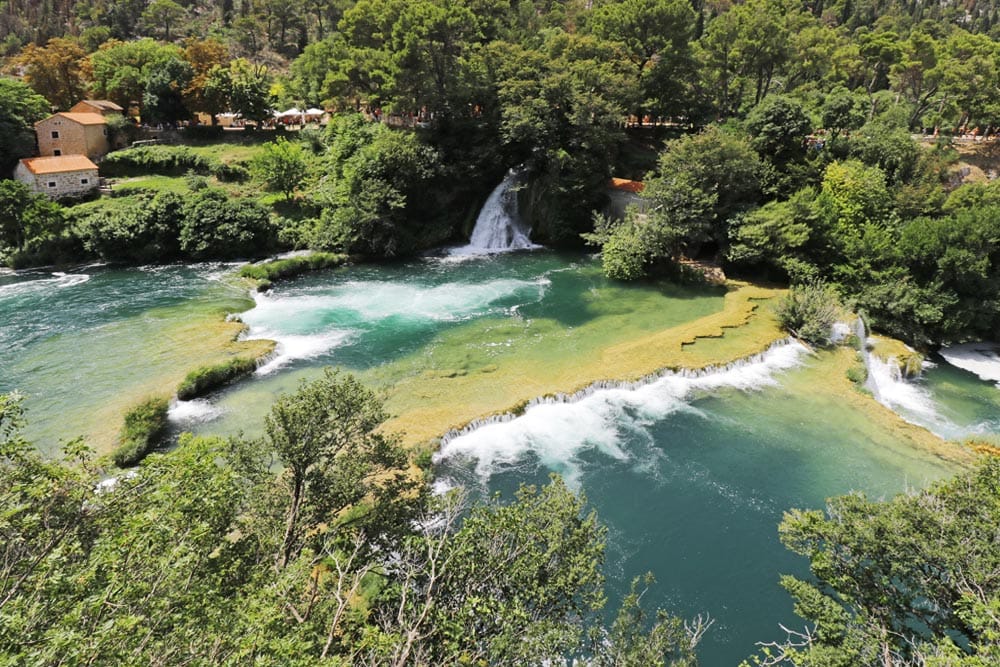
[{"left": 434, "top": 341, "right": 809, "bottom": 486}]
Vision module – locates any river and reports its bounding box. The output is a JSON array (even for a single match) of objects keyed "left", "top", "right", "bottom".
[{"left": 1, "top": 249, "right": 996, "bottom": 664}]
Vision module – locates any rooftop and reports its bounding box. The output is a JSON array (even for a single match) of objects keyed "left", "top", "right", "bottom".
[
  {"left": 20, "top": 155, "right": 99, "bottom": 175},
  {"left": 610, "top": 177, "right": 645, "bottom": 193},
  {"left": 76, "top": 100, "right": 123, "bottom": 112},
  {"left": 37, "top": 112, "right": 108, "bottom": 126}
]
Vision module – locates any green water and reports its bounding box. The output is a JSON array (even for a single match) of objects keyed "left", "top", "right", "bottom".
[
  {"left": 0, "top": 264, "right": 253, "bottom": 454},
  {"left": 0, "top": 252, "right": 993, "bottom": 665}
]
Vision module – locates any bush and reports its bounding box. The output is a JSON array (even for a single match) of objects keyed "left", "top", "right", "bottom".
[
  {"left": 177, "top": 357, "right": 259, "bottom": 400},
  {"left": 74, "top": 192, "right": 183, "bottom": 262},
  {"left": 178, "top": 190, "right": 276, "bottom": 259},
  {"left": 100, "top": 146, "right": 215, "bottom": 177},
  {"left": 112, "top": 396, "right": 170, "bottom": 467},
  {"left": 212, "top": 161, "right": 250, "bottom": 182},
  {"left": 775, "top": 281, "right": 840, "bottom": 347},
  {"left": 239, "top": 252, "right": 346, "bottom": 287}
]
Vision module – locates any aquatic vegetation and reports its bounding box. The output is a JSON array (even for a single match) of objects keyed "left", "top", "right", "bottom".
[
  {"left": 239, "top": 252, "right": 347, "bottom": 291},
  {"left": 177, "top": 356, "right": 260, "bottom": 400},
  {"left": 112, "top": 395, "right": 170, "bottom": 467}
]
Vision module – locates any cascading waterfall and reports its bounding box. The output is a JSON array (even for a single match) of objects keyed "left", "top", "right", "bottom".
[
  {"left": 436, "top": 338, "right": 806, "bottom": 450},
  {"left": 451, "top": 170, "right": 538, "bottom": 255},
  {"left": 854, "top": 316, "right": 953, "bottom": 434}
]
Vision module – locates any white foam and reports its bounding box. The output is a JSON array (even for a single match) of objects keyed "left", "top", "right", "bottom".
[
  {"left": 434, "top": 341, "right": 809, "bottom": 485},
  {"left": 939, "top": 342, "right": 1000, "bottom": 386},
  {"left": 168, "top": 398, "right": 224, "bottom": 425},
  {"left": 52, "top": 272, "right": 90, "bottom": 288},
  {"left": 241, "top": 277, "right": 548, "bottom": 330},
  {"left": 252, "top": 330, "right": 354, "bottom": 375},
  {"left": 0, "top": 272, "right": 89, "bottom": 297},
  {"left": 866, "top": 355, "right": 947, "bottom": 427}
]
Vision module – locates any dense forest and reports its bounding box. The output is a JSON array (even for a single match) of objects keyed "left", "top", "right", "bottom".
[{"left": 2, "top": 0, "right": 999, "bottom": 346}]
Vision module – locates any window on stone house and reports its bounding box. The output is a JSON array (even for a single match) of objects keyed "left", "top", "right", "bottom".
[
  {"left": 81, "top": 178, "right": 89, "bottom": 185},
  {"left": 53, "top": 149, "right": 61, "bottom": 156},
  {"left": 48, "top": 181, "right": 56, "bottom": 188},
  {"left": 51, "top": 131, "right": 59, "bottom": 139}
]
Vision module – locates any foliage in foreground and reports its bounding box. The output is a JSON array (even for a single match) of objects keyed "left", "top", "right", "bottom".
[
  {"left": 0, "top": 382, "right": 705, "bottom": 665},
  {"left": 748, "top": 457, "right": 1000, "bottom": 666},
  {"left": 111, "top": 395, "right": 170, "bottom": 467}
]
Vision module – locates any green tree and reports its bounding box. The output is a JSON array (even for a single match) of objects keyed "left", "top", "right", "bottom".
[
  {"left": 141, "top": 0, "right": 187, "bottom": 41},
  {"left": 760, "top": 458, "right": 1000, "bottom": 665},
  {"left": 251, "top": 138, "right": 310, "bottom": 201},
  {"left": 0, "top": 180, "right": 65, "bottom": 266},
  {"left": 0, "top": 77, "right": 50, "bottom": 177},
  {"left": 89, "top": 38, "right": 183, "bottom": 114},
  {"left": 228, "top": 59, "right": 273, "bottom": 125},
  {"left": 141, "top": 55, "right": 193, "bottom": 123},
  {"left": 262, "top": 368, "right": 415, "bottom": 569},
  {"left": 178, "top": 190, "right": 275, "bottom": 259},
  {"left": 642, "top": 125, "right": 762, "bottom": 259},
  {"left": 589, "top": 0, "right": 696, "bottom": 121}
]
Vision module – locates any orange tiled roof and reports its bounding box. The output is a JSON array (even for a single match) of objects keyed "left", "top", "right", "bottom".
[
  {"left": 610, "top": 178, "right": 645, "bottom": 193},
  {"left": 20, "top": 155, "right": 99, "bottom": 174},
  {"left": 37, "top": 112, "right": 108, "bottom": 126}
]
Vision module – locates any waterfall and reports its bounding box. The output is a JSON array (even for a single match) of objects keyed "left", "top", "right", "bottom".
[
  {"left": 854, "top": 316, "right": 950, "bottom": 432},
  {"left": 436, "top": 338, "right": 807, "bottom": 448},
  {"left": 450, "top": 170, "right": 538, "bottom": 255}
]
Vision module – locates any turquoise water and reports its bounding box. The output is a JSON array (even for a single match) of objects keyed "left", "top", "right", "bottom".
[
  {"left": 0, "top": 264, "right": 250, "bottom": 453},
  {"left": 1, "top": 253, "right": 994, "bottom": 665},
  {"left": 433, "top": 344, "right": 962, "bottom": 664}
]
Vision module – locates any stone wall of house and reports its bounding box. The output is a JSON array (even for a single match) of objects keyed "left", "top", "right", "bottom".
[
  {"left": 14, "top": 164, "right": 99, "bottom": 198},
  {"left": 36, "top": 117, "right": 109, "bottom": 159},
  {"left": 605, "top": 189, "right": 646, "bottom": 220}
]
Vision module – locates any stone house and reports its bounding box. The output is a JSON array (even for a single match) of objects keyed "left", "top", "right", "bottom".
[
  {"left": 14, "top": 155, "right": 99, "bottom": 198},
  {"left": 70, "top": 99, "right": 124, "bottom": 117},
  {"left": 606, "top": 178, "right": 647, "bottom": 220},
  {"left": 35, "top": 112, "right": 109, "bottom": 160}
]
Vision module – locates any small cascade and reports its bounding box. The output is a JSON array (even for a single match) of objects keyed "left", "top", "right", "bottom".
[
  {"left": 437, "top": 338, "right": 805, "bottom": 447},
  {"left": 854, "top": 317, "right": 882, "bottom": 402},
  {"left": 450, "top": 170, "right": 538, "bottom": 255},
  {"left": 854, "top": 316, "right": 951, "bottom": 431}
]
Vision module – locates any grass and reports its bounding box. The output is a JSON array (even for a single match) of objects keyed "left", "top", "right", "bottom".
[
  {"left": 240, "top": 252, "right": 348, "bottom": 290},
  {"left": 112, "top": 396, "right": 170, "bottom": 467},
  {"left": 177, "top": 356, "right": 260, "bottom": 400},
  {"left": 112, "top": 175, "right": 193, "bottom": 195}
]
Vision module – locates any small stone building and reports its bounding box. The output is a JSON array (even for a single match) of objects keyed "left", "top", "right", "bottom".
[
  {"left": 606, "top": 178, "right": 646, "bottom": 220},
  {"left": 35, "top": 112, "right": 109, "bottom": 160},
  {"left": 69, "top": 100, "right": 124, "bottom": 117},
  {"left": 14, "top": 155, "right": 99, "bottom": 198}
]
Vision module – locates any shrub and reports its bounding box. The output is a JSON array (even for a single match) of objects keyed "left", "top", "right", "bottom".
[
  {"left": 775, "top": 281, "right": 840, "bottom": 347},
  {"left": 177, "top": 357, "right": 259, "bottom": 400},
  {"left": 846, "top": 359, "right": 868, "bottom": 385},
  {"left": 239, "top": 252, "right": 346, "bottom": 286},
  {"left": 100, "top": 146, "right": 215, "bottom": 177},
  {"left": 178, "top": 190, "right": 276, "bottom": 259},
  {"left": 112, "top": 396, "right": 170, "bottom": 467},
  {"left": 212, "top": 161, "right": 250, "bottom": 182}
]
